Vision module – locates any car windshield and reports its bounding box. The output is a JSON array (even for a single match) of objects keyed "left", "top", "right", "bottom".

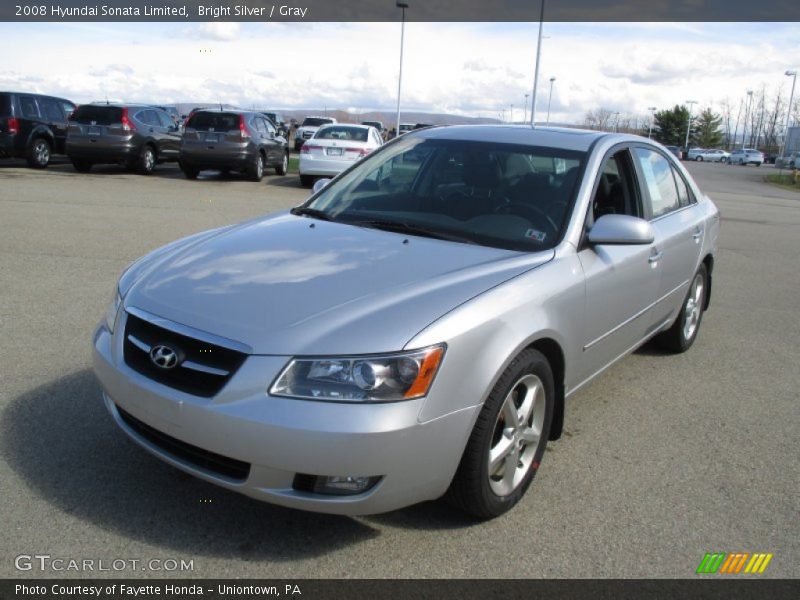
[
  {"left": 303, "top": 117, "right": 333, "bottom": 127},
  {"left": 302, "top": 136, "right": 585, "bottom": 252},
  {"left": 315, "top": 126, "right": 369, "bottom": 142},
  {"left": 186, "top": 112, "right": 239, "bottom": 131}
]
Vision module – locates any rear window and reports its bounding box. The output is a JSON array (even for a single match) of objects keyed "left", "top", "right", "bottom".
[
  {"left": 72, "top": 106, "right": 123, "bottom": 125},
  {"left": 187, "top": 112, "right": 240, "bottom": 131},
  {"left": 315, "top": 126, "right": 369, "bottom": 142},
  {"left": 0, "top": 94, "right": 11, "bottom": 116},
  {"left": 302, "top": 117, "right": 333, "bottom": 127}
]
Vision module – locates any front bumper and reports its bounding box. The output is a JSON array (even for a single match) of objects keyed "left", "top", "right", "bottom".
[{"left": 92, "top": 316, "right": 475, "bottom": 515}]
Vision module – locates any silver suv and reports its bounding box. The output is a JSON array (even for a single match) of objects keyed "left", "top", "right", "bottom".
[
  {"left": 179, "top": 109, "right": 289, "bottom": 181},
  {"left": 66, "top": 104, "right": 181, "bottom": 174}
]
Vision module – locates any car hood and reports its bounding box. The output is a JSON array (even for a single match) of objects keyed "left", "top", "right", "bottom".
[{"left": 123, "top": 212, "right": 553, "bottom": 355}]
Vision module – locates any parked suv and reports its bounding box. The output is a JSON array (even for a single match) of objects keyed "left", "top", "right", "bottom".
[
  {"left": 294, "top": 116, "right": 337, "bottom": 151},
  {"left": 66, "top": 103, "right": 181, "bottom": 174},
  {"left": 179, "top": 109, "right": 289, "bottom": 181},
  {"left": 0, "top": 91, "right": 75, "bottom": 168}
]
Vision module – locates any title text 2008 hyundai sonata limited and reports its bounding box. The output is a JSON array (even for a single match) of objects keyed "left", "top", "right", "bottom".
[{"left": 93, "top": 126, "right": 719, "bottom": 518}]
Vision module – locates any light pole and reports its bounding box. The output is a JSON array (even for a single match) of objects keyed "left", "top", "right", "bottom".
[
  {"left": 778, "top": 70, "right": 797, "bottom": 160},
  {"left": 612, "top": 111, "right": 620, "bottom": 133},
  {"left": 510, "top": 104, "right": 514, "bottom": 123},
  {"left": 684, "top": 100, "right": 697, "bottom": 151},
  {"left": 647, "top": 106, "right": 656, "bottom": 139},
  {"left": 395, "top": 1, "right": 409, "bottom": 137},
  {"left": 529, "top": 0, "right": 545, "bottom": 127},
  {"left": 546, "top": 77, "right": 556, "bottom": 124},
  {"left": 523, "top": 93, "right": 529, "bottom": 123},
  {"left": 742, "top": 90, "right": 753, "bottom": 149}
]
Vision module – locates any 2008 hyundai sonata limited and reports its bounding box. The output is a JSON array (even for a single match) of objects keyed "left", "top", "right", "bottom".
[{"left": 93, "top": 125, "right": 719, "bottom": 518}]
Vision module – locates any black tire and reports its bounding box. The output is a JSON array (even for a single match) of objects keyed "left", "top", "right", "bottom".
[
  {"left": 655, "top": 263, "right": 708, "bottom": 353},
  {"left": 71, "top": 159, "right": 93, "bottom": 173},
  {"left": 137, "top": 145, "right": 156, "bottom": 175},
  {"left": 248, "top": 152, "right": 265, "bottom": 182},
  {"left": 695, "top": 156, "right": 702, "bottom": 161},
  {"left": 180, "top": 164, "right": 199, "bottom": 179},
  {"left": 300, "top": 174, "right": 315, "bottom": 188},
  {"left": 27, "top": 137, "right": 51, "bottom": 168},
  {"left": 276, "top": 151, "right": 289, "bottom": 176},
  {"left": 446, "top": 348, "right": 554, "bottom": 519}
]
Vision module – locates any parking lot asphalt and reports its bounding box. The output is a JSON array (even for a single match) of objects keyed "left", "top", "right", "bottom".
[{"left": 1, "top": 158, "right": 798, "bottom": 578}]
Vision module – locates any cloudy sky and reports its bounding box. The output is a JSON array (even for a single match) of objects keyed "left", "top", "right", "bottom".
[{"left": 1, "top": 21, "right": 797, "bottom": 123}]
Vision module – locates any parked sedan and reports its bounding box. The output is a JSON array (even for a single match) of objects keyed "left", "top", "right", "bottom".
[
  {"left": 687, "top": 148, "right": 730, "bottom": 163},
  {"left": 66, "top": 103, "right": 181, "bottom": 174},
  {"left": 298, "top": 124, "right": 382, "bottom": 187},
  {"left": 728, "top": 148, "right": 764, "bottom": 166},
  {"left": 93, "top": 126, "right": 718, "bottom": 519},
  {"left": 179, "top": 109, "right": 289, "bottom": 181}
]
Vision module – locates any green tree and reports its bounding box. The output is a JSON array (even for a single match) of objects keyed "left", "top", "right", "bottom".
[
  {"left": 650, "top": 105, "right": 690, "bottom": 146},
  {"left": 692, "top": 108, "right": 724, "bottom": 148}
]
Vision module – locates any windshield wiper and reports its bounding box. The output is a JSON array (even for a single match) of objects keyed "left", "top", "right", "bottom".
[
  {"left": 354, "top": 219, "right": 476, "bottom": 245},
  {"left": 290, "top": 206, "right": 334, "bottom": 221}
]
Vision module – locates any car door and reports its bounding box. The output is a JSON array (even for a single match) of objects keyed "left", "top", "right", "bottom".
[
  {"left": 260, "top": 117, "right": 282, "bottom": 165},
  {"left": 38, "top": 96, "right": 69, "bottom": 152},
  {"left": 155, "top": 109, "right": 180, "bottom": 159},
  {"left": 575, "top": 146, "right": 662, "bottom": 383},
  {"left": 631, "top": 146, "right": 705, "bottom": 332}
]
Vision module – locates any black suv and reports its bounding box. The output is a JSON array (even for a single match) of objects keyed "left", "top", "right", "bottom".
[
  {"left": 66, "top": 103, "right": 182, "bottom": 174},
  {"left": 0, "top": 91, "right": 76, "bottom": 168},
  {"left": 179, "top": 109, "right": 289, "bottom": 181}
]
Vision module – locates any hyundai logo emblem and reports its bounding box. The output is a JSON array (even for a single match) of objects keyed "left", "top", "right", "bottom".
[{"left": 150, "top": 345, "right": 179, "bottom": 369}]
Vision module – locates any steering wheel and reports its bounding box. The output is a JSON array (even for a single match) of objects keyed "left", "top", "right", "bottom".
[{"left": 494, "top": 201, "right": 560, "bottom": 234}]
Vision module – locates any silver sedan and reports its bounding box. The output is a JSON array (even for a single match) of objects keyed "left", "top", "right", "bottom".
[{"left": 93, "top": 126, "right": 719, "bottom": 519}]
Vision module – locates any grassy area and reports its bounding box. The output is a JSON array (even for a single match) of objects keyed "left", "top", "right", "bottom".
[
  {"left": 288, "top": 155, "right": 299, "bottom": 174},
  {"left": 764, "top": 172, "right": 800, "bottom": 193}
]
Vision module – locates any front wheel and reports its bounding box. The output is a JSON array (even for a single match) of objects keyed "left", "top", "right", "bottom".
[
  {"left": 27, "top": 137, "right": 51, "bottom": 168},
  {"left": 695, "top": 156, "right": 703, "bottom": 162},
  {"left": 276, "top": 151, "right": 289, "bottom": 176},
  {"left": 447, "top": 348, "right": 554, "bottom": 519},
  {"left": 137, "top": 145, "right": 156, "bottom": 175},
  {"left": 655, "top": 263, "right": 708, "bottom": 353}
]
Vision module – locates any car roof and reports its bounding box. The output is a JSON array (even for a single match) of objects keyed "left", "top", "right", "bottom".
[
  {"left": 319, "top": 123, "right": 372, "bottom": 129},
  {"left": 410, "top": 124, "right": 614, "bottom": 152}
]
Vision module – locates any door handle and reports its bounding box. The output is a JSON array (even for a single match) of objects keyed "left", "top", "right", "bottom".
[
  {"left": 648, "top": 250, "right": 663, "bottom": 264},
  {"left": 692, "top": 227, "right": 703, "bottom": 242}
]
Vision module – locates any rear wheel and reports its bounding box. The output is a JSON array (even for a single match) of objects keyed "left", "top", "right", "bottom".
[
  {"left": 71, "top": 159, "right": 93, "bottom": 173},
  {"left": 180, "top": 163, "right": 199, "bottom": 179},
  {"left": 27, "top": 137, "right": 51, "bottom": 168},
  {"left": 276, "top": 151, "right": 289, "bottom": 176},
  {"left": 300, "top": 174, "right": 315, "bottom": 188},
  {"left": 137, "top": 145, "right": 156, "bottom": 175},
  {"left": 447, "top": 348, "right": 554, "bottom": 519},
  {"left": 248, "top": 152, "right": 265, "bottom": 182},
  {"left": 695, "top": 156, "right": 703, "bottom": 161},
  {"left": 655, "top": 263, "right": 708, "bottom": 353}
]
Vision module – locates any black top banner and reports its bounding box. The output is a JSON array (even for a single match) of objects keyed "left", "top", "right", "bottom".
[{"left": 4, "top": 0, "right": 800, "bottom": 22}]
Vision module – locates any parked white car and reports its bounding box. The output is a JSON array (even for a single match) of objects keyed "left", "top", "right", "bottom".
[
  {"left": 294, "top": 116, "right": 337, "bottom": 151},
  {"left": 687, "top": 148, "right": 730, "bottom": 163},
  {"left": 298, "top": 124, "right": 383, "bottom": 187},
  {"left": 728, "top": 148, "right": 764, "bottom": 166}
]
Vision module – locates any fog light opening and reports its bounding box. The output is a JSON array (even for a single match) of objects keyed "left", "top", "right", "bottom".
[{"left": 293, "top": 473, "right": 381, "bottom": 496}]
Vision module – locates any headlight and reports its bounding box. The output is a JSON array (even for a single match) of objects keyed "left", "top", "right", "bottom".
[
  {"left": 104, "top": 289, "right": 122, "bottom": 333},
  {"left": 270, "top": 345, "right": 445, "bottom": 402}
]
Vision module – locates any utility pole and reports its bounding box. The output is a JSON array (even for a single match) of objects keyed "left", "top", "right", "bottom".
[{"left": 529, "top": 0, "right": 545, "bottom": 127}]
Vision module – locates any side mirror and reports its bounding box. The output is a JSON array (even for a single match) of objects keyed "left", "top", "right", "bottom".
[
  {"left": 587, "top": 214, "right": 654, "bottom": 245},
  {"left": 312, "top": 178, "right": 332, "bottom": 194}
]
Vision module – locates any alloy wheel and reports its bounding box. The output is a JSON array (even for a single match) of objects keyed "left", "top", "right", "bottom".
[
  {"left": 682, "top": 272, "right": 704, "bottom": 342},
  {"left": 34, "top": 140, "right": 50, "bottom": 166},
  {"left": 487, "top": 374, "right": 545, "bottom": 496}
]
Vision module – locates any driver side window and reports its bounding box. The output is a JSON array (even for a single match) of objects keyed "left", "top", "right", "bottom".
[{"left": 592, "top": 150, "right": 641, "bottom": 221}]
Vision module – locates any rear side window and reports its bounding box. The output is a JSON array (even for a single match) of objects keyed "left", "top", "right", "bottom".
[
  {"left": 72, "top": 106, "right": 123, "bottom": 125},
  {"left": 187, "top": 112, "right": 239, "bottom": 131},
  {"left": 38, "top": 97, "right": 64, "bottom": 121},
  {"left": 672, "top": 167, "right": 694, "bottom": 208},
  {"left": 136, "top": 110, "right": 160, "bottom": 126},
  {"left": 633, "top": 148, "right": 681, "bottom": 219},
  {"left": 0, "top": 94, "right": 12, "bottom": 116},
  {"left": 19, "top": 96, "right": 40, "bottom": 118}
]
